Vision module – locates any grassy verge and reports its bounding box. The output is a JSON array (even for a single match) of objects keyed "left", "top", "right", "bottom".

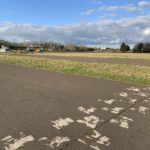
[
  {"left": 33, "top": 52, "right": 150, "bottom": 60},
  {"left": 1, "top": 52, "right": 150, "bottom": 60},
  {"left": 0, "top": 54, "right": 150, "bottom": 85}
]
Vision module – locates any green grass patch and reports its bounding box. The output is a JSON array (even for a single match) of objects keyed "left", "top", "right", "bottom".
[{"left": 0, "top": 54, "right": 150, "bottom": 85}]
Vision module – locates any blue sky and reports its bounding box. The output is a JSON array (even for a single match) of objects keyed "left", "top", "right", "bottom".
[
  {"left": 1, "top": 0, "right": 94, "bottom": 25},
  {"left": 0, "top": 0, "right": 147, "bottom": 24},
  {"left": 0, "top": 0, "right": 150, "bottom": 45}
]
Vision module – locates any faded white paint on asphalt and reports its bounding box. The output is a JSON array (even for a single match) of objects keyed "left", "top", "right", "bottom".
[{"left": 1, "top": 84, "right": 150, "bottom": 150}]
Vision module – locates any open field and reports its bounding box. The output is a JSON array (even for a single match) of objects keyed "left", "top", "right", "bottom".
[
  {"left": 0, "top": 54, "right": 150, "bottom": 85},
  {"left": 33, "top": 52, "right": 150, "bottom": 60},
  {"left": 0, "top": 63, "right": 150, "bottom": 150},
  {"left": 24, "top": 54, "right": 150, "bottom": 67}
]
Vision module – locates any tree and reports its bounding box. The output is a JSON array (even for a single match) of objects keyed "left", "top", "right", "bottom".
[
  {"left": 120, "top": 42, "right": 130, "bottom": 52},
  {"left": 143, "top": 43, "right": 150, "bottom": 53},
  {"left": 132, "top": 43, "right": 143, "bottom": 53}
]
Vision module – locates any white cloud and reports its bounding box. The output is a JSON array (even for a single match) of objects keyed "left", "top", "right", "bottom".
[
  {"left": 139, "top": 1, "right": 150, "bottom": 8},
  {"left": 143, "top": 27, "right": 150, "bottom": 35},
  {"left": 106, "top": 6, "right": 119, "bottom": 11},
  {"left": 106, "top": 5, "right": 138, "bottom": 12},
  {"left": 0, "top": 15, "right": 150, "bottom": 45},
  {"left": 122, "top": 6, "right": 138, "bottom": 12},
  {"left": 106, "top": 1, "right": 150, "bottom": 13},
  {"left": 82, "top": 5, "right": 139, "bottom": 18},
  {"left": 81, "top": 9, "right": 96, "bottom": 16},
  {"left": 86, "top": 1, "right": 150, "bottom": 15},
  {"left": 99, "top": 13, "right": 117, "bottom": 19}
]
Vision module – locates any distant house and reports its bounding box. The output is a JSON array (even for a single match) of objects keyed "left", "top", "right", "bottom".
[
  {"left": 26, "top": 45, "right": 35, "bottom": 52},
  {"left": 26, "top": 45, "right": 45, "bottom": 53},
  {"left": 0, "top": 45, "right": 9, "bottom": 52}
]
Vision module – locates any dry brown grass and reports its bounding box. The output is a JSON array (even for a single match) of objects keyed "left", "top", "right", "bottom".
[{"left": 33, "top": 52, "right": 150, "bottom": 60}]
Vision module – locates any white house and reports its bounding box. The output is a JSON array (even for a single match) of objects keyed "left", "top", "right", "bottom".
[{"left": 0, "top": 45, "right": 9, "bottom": 52}]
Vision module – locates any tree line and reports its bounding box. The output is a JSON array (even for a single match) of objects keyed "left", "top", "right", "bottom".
[
  {"left": 0, "top": 40, "right": 95, "bottom": 52},
  {"left": 120, "top": 42, "right": 150, "bottom": 53},
  {"left": 1, "top": 40, "right": 150, "bottom": 53}
]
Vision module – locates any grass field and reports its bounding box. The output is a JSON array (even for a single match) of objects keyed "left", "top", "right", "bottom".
[
  {"left": 0, "top": 53, "right": 150, "bottom": 85},
  {"left": 33, "top": 52, "right": 150, "bottom": 60}
]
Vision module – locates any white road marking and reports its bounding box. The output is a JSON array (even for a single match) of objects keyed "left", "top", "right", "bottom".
[
  {"left": 119, "top": 120, "right": 129, "bottom": 129},
  {"left": 111, "top": 107, "right": 124, "bottom": 114},
  {"left": 77, "top": 115, "right": 100, "bottom": 128},
  {"left": 104, "top": 99, "right": 116, "bottom": 105},
  {"left": 129, "top": 99, "right": 138, "bottom": 104},
  {"left": 119, "top": 116, "right": 133, "bottom": 129},
  {"left": 78, "top": 106, "right": 96, "bottom": 114},
  {"left": 130, "top": 108, "right": 136, "bottom": 111},
  {"left": 143, "top": 87, "right": 150, "bottom": 90},
  {"left": 49, "top": 136, "right": 70, "bottom": 149},
  {"left": 1, "top": 134, "right": 34, "bottom": 150},
  {"left": 126, "top": 87, "right": 140, "bottom": 92},
  {"left": 78, "top": 139, "right": 87, "bottom": 144},
  {"left": 91, "top": 130, "right": 101, "bottom": 139},
  {"left": 138, "top": 106, "right": 149, "bottom": 114},
  {"left": 84, "top": 131, "right": 111, "bottom": 150},
  {"left": 86, "top": 136, "right": 92, "bottom": 139},
  {"left": 144, "top": 99, "right": 149, "bottom": 103},
  {"left": 110, "top": 119, "right": 119, "bottom": 124},
  {"left": 90, "top": 145, "right": 100, "bottom": 150},
  {"left": 2, "top": 86, "right": 148, "bottom": 150},
  {"left": 97, "top": 136, "right": 110, "bottom": 146},
  {"left": 110, "top": 116, "right": 133, "bottom": 129},
  {"left": 52, "top": 118, "right": 74, "bottom": 130},
  {"left": 2, "top": 136, "right": 12, "bottom": 141},
  {"left": 101, "top": 107, "right": 109, "bottom": 111},
  {"left": 39, "top": 137, "right": 48, "bottom": 141},
  {"left": 119, "top": 92, "right": 128, "bottom": 97},
  {"left": 137, "top": 92, "right": 149, "bottom": 97}
]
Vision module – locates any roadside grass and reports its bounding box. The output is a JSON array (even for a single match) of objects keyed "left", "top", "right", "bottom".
[
  {"left": 33, "top": 52, "right": 150, "bottom": 60},
  {"left": 0, "top": 54, "right": 150, "bottom": 85}
]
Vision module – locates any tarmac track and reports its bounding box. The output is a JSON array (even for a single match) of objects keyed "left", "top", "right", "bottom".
[{"left": 0, "top": 63, "right": 150, "bottom": 150}]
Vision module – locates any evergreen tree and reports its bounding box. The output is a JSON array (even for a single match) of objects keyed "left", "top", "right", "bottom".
[{"left": 120, "top": 42, "right": 130, "bottom": 52}]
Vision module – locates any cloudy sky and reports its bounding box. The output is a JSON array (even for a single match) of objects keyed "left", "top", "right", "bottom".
[{"left": 0, "top": 0, "right": 150, "bottom": 46}]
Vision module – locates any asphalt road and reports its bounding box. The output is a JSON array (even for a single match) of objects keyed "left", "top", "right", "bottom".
[
  {"left": 0, "top": 63, "right": 150, "bottom": 150},
  {"left": 28, "top": 55, "right": 150, "bottom": 67}
]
